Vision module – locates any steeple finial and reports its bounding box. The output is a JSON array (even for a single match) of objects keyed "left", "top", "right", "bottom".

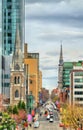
[{"left": 59, "top": 43, "right": 63, "bottom": 65}]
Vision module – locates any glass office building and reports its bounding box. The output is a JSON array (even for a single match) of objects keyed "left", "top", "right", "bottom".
[
  {"left": 2, "top": 0, "right": 25, "bottom": 96},
  {"left": 2, "top": 0, "right": 25, "bottom": 55},
  {"left": 0, "top": 1, "right": 2, "bottom": 94}
]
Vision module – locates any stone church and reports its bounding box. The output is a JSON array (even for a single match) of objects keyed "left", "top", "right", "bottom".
[{"left": 10, "top": 28, "right": 26, "bottom": 106}]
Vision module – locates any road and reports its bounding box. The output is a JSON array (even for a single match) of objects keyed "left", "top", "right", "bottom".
[
  {"left": 28, "top": 110, "right": 63, "bottom": 130},
  {"left": 28, "top": 121, "right": 63, "bottom": 130}
]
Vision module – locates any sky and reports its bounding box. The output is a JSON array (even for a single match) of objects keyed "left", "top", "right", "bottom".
[{"left": 25, "top": 0, "right": 83, "bottom": 92}]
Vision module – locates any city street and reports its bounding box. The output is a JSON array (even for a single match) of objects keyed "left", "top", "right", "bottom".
[
  {"left": 28, "top": 120, "right": 63, "bottom": 130},
  {"left": 34, "top": 121, "right": 63, "bottom": 130},
  {"left": 27, "top": 109, "right": 63, "bottom": 130}
]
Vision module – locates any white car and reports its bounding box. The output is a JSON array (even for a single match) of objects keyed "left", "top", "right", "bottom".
[
  {"left": 49, "top": 117, "right": 54, "bottom": 122},
  {"left": 46, "top": 114, "right": 50, "bottom": 120}
]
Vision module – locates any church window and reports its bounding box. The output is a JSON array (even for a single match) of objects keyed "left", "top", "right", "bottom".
[
  {"left": 18, "top": 76, "right": 20, "bottom": 84},
  {"left": 15, "top": 90, "right": 19, "bottom": 98},
  {"left": 14, "top": 76, "right": 17, "bottom": 84}
]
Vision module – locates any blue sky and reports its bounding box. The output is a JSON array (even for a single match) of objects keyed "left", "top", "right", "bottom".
[{"left": 25, "top": 0, "right": 83, "bottom": 91}]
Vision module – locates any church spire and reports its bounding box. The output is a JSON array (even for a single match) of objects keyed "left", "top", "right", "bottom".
[
  {"left": 15, "top": 24, "right": 21, "bottom": 53},
  {"left": 12, "top": 24, "right": 23, "bottom": 69},
  {"left": 59, "top": 44, "right": 63, "bottom": 65}
]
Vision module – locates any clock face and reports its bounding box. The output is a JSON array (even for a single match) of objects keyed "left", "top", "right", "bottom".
[{"left": 14, "top": 64, "right": 20, "bottom": 70}]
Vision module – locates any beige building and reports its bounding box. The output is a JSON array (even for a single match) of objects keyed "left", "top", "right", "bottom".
[
  {"left": 24, "top": 43, "right": 40, "bottom": 105},
  {"left": 10, "top": 29, "right": 26, "bottom": 106}
]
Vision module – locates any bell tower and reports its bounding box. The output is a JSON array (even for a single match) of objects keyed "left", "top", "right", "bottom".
[{"left": 10, "top": 26, "right": 26, "bottom": 105}]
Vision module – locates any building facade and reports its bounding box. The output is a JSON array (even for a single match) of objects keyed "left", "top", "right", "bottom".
[
  {"left": 70, "top": 65, "right": 83, "bottom": 106},
  {"left": 24, "top": 43, "right": 40, "bottom": 106},
  {"left": 2, "top": 0, "right": 25, "bottom": 96},
  {"left": 63, "top": 62, "right": 73, "bottom": 89},
  {"left": 10, "top": 28, "right": 25, "bottom": 105},
  {"left": 2, "top": 0, "right": 24, "bottom": 55},
  {"left": 0, "top": 1, "right": 2, "bottom": 93}
]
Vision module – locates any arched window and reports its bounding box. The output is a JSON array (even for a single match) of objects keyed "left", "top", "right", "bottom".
[
  {"left": 18, "top": 76, "right": 20, "bottom": 84},
  {"left": 15, "top": 90, "right": 19, "bottom": 98},
  {"left": 14, "top": 77, "right": 17, "bottom": 84}
]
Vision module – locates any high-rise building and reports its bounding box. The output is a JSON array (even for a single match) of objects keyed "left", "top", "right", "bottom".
[
  {"left": 63, "top": 62, "right": 73, "bottom": 89},
  {"left": 0, "top": 1, "right": 2, "bottom": 94},
  {"left": 70, "top": 65, "right": 83, "bottom": 106},
  {"left": 2, "top": 0, "right": 25, "bottom": 55},
  {"left": 2, "top": 0, "right": 25, "bottom": 97}
]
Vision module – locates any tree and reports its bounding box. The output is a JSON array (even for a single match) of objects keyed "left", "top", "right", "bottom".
[
  {"left": 61, "top": 105, "right": 83, "bottom": 130},
  {"left": 13, "top": 105, "right": 18, "bottom": 114},
  {"left": 0, "top": 112, "right": 16, "bottom": 130},
  {"left": 7, "top": 106, "right": 13, "bottom": 114},
  {"left": 21, "top": 101, "right": 26, "bottom": 110},
  {"left": 17, "top": 100, "right": 26, "bottom": 110}
]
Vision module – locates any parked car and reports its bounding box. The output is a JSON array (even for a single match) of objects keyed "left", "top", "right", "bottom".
[{"left": 33, "top": 120, "right": 40, "bottom": 128}]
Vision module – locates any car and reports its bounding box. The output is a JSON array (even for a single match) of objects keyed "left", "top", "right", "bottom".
[
  {"left": 33, "top": 120, "right": 40, "bottom": 128},
  {"left": 46, "top": 114, "right": 50, "bottom": 120},
  {"left": 50, "top": 114, "right": 53, "bottom": 118},
  {"left": 49, "top": 117, "right": 54, "bottom": 122}
]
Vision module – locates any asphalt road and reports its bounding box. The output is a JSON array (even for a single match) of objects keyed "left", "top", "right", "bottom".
[{"left": 28, "top": 110, "right": 63, "bottom": 130}]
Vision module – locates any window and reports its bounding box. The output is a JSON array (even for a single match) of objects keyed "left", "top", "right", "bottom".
[
  {"left": 30, "top": 80, "right": 32, "bottom": 84},
  {"left": 18, "top": 76, "right": 20, "bottom": 84},
  {"left": 75, "top": 78, "right": 83, "bottom": 83},
  {"left": 8, "top": 12, "right": 11, "bottom": 16},
  {"left": 15, "top": 90, "right": 19, "bottom": 98},
  {"left": 8, "top": 19, "right": 11, "bottom": 23},
  {"left": 8, "top": 33, "right": 12, "bottom": 37},
  {"left": 8, "top": 39, "right": 12, "bottom": 44},
  {"left": 14, "top": 77, "right": 17, "bottom": 84},
  {"left": 75, "top": 85, "right": 83, "bottom": 88},
  {"left": 74, "top": 91, "right": 83, "bottom": 95},
  {"left": 7, "top": 0, "right": 12, "bottom": 2},
  {"left": 7, "top": 5, "right": 12, "bottom": 9}
]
